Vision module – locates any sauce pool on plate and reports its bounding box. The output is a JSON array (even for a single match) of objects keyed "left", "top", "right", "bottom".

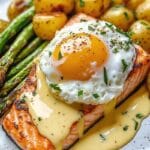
[{"left": 72, "top": 85, "right": 150, "bottom": 150}]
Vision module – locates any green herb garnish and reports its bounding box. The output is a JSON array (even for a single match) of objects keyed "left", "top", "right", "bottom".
[
  {"left": 123, "top": 125, "right": 129, "bottom": 131},
  {"left": 80, "top": 0, "right": 85, "bottom": 7},
  {"left": 38, "top": 117, "right": 42, "bottom": 121},
  {"left": 133, "top": 119, "right": 138, "bottom": 130},
  {"left": 32, "top": 91, "right": 36, "bottom": 96},
  {"left": 49, "top": 51, "right": 52, "bottom": 57},
  {"left": 99, "top": 134, "right": 106, "bottom": 141},
  {"left": 0, "top": 103, "right": 5, "bottom": 110},
  {"left": 80, "top": 19, "right": 87, "bottom": 22},
  {"left": 105, "top": 23, "right": 114, "bottom": 31},
  {"left": 50, "top": 83, "right": 61, "bottom": 92},
  {"left": 88, "top": 25, "right": 95, "bottom": 31},
  {"left": 58, "top": 51, "right": 63, "bottom": 60},
  {"left": 141, "top": 21, "right": 148, "bottom": 26},
  {"left": 20, "top": 95, "right": 27, "bottom": 103},
  {"left": 93, "top": 93, "right": 99, "bottom": 99},
  {"left": 124, "top": 12, "right": 129, "bottom": 20},
  {"left": 136, "top": 113, "right": 143, "bottom": 119},
  {"left": 104, "top": 67, "right": 108, "bottom": 85},
  {"left": 78, "top": 90, "right": 83, "bottom": 97},
  {"left": 113, "top": 48, "right": 119, "bottom": 53},
  {"left": 122, "top": 111, "right": 128, "bottom": 115},
  {"left": 100, "top": 31, "right": 106, "bottom": 35},
  {"left": 121, "top": 59, "right": 128, "bottom": 72}
]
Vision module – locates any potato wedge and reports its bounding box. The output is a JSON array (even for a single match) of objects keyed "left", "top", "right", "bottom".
[
  {"left": 129, "top": 20, "right": 150, "bottom": 53},
  {"left": 101, "top": 5, "right": 135, "bottom": 31},
  {"left": 7, "top": 0, "right": 32, "bottom": 20},
  {"left": 34, "top": 0, "right": 74, "bottom": 14},
  {"left": 33, "top": 12, "right": 67, "bottom": 40}
]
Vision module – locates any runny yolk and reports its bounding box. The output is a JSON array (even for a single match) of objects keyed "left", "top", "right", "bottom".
[{"left": 52, "top": 33, "right": 108, "bottom": 81}]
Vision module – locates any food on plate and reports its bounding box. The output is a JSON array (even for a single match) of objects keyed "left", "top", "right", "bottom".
[
  {"left": 0, "top": 42, "right": 48, "bottom": 98},
  {"left": 101, "top": 5, "right": 135, "bottom": 31},
  {"left": 0, "top": 19, "right": 9, "bottom": 33},
  {"left": 2, "top": 13, "right": 150, "bottom": 150},
  {"left": 126, "top": 0, "right": 143, "bottom": 10},
  {"left": 102, "top": 0, "right": 111, "bottom": 12},
  {"left": 13, "top": 37, "right": 43, "bottom": 64},
  {"left": 0, "top": 7, "right": 35, "bottom": 54},
  {"left": 111, "top": 0, "right": 126, "bottom": 6},
  {"left": 136, "top": 0, "right": 150, "bottom": 22},
  {"left": 40, "top": 18, "right": 136, "bottom": 104},
  {"left": 129, "top": 20, "right": 150, "bottom": 53},
  {"left": 75, "top": 0, "right": 103, "bottom": 17},
  {"left": 0, "top": 0, "right": 150, "bottom": 149},
  {"left": 147, "top": 71, "right": 150, "bottom": 93},
  {"left": 34, "top": 0, "right": 74, "bottom": 14},
  {"left": 72, "top": 85, "right": 150, "bottom": 150},
  {"left": 33, "top": 12, "right": 67, "bottom": 40},
  {"left": 7, "top": 0, "right": 33, "bottom": 20},
  {"left": 0, "top": 23, "right": 34, "bottom": 88}
]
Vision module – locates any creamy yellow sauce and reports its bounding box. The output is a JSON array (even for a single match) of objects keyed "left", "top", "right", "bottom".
[
  {"left": 25, "top": 64, "right": 81, "bottom": 149},
  {"left": 72, "top": 85, "right": 150, "bottom": 150}
]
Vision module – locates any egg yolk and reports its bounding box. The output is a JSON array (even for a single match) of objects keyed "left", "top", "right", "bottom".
[{"left": 52, "top": 33, "right": 108, "bottom": 81}]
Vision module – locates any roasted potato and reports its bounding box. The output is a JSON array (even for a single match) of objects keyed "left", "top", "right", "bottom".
[
  {"left": 7, "top": 0, "right": 32, "bottom": 20},
  {"left": 101, "top": 5, "right": 135, "bottom": 31},
  {"left": 147, "top": 71, "right": 150, "bottom": 94},
  {"left": 75, "top": 0, "right": 103, "bottom": 17},
  {"left": 34, "top": 0, "right": 74, "bottom": 14},
  {"left": 136, "top": 0, "right": 150, "bottom": 22},
  {"left": 111, "top": 0, "right": 124, "bottom": 5},
  {"left": 33, "top": 12, "right": 67, "bottom": 40},
  {"left": 102, "top": 0, "right": 111, "bottom": 12},
  {"left": 129, "top": 20, "right": 150, "bottom": 53},
  {"left": 0, "top": 19, "right": 9, "bottom": 33},
  {"left": 126, "top": 0, "right": 143, "bottom": 10}
]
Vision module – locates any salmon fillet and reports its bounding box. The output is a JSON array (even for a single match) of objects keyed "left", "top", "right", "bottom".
[{"left": 2, "top": 14, "right": 150, "bottom": 150}]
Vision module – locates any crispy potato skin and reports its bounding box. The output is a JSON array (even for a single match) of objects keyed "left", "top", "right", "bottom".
[
  {"left": 33, "top": 12, "right": 67, "bottom": 40},
  {"left": 0, "top": 19, "right": 9, "bottom": 33},
  {"left": 126, "top": 0, "right": 143, "bottom": 10},
  {"left": 111, "top": 0, "right": 126, "bottom": 5},
  {"left": 129, "top": 20, "right": 150, "bottom": 53},
  {"left": 75, "top": 0, "right": 103, "bottom": 17},
  {"left": 34, "top": 0, "right": 74, "bottom": 14},
  {"left": 101, "top": 5, "right": 135, "bottom": 31},
  {"left": 147, "top": 71, "right": 150, "bottom": 93},
  {"left": 136, "top": 0, "right": 150, "bottom": 22},
  {"left": 7, "top": 0, "right": 31, "bottom": 20}
]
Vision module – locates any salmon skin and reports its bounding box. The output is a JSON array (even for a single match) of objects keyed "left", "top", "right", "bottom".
[{"left": 2, "top": 13, "right": 150, "bottom": 150}]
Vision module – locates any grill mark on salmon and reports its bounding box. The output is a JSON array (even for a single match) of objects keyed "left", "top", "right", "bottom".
[{"left": 2, "top": 14, "right": 150, "bottom": 150}]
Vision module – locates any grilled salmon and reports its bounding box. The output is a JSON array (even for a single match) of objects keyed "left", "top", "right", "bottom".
[{"left": 2, "top": 14, "right": 150, "bottom": 150}]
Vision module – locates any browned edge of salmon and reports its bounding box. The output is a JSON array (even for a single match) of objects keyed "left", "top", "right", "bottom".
[
  {"left": 2, "top": 13, "right": 150, "bottom": 150},
  {"left": 2, "top": 64, "right": 55, "bottom": 150}
]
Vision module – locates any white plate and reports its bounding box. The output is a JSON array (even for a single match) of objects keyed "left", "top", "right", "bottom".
[{"left": 0, "top": 0, "right": 150, "bottom": 149}]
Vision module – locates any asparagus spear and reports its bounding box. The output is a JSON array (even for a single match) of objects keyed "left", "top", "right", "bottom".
[
  {"left": 0, "top": 42, "right": 48, "bottom": 97},
  {"left": 14, "top": 37, "right": 43, "bottom": 64},
  {"left": 7, "top": 41, "right": 48, "bottom": 79},
  {"left": 0, "top": 23, "right": 34, "bottom": 87},
  {"left": 0, "top": 79, "right": 25, "bottom": 117},
  {"left": 0, "top": 62, "right": 33, "bottom": 98},
  {"left": 0, "top": 7, "right": 35, "bottom": 54}
]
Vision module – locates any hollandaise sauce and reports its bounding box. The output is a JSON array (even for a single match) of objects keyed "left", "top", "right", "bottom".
[
  {"left": 24, "top": 64, "right": 81, "bottom": 149},
  {"left": 72, "top": 85, "right": 150, "bottom": 150}
]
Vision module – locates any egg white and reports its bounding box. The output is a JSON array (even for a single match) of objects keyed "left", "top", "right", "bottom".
[{"left": 40, "top": 20, "right": 136, "bottom": 104}]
